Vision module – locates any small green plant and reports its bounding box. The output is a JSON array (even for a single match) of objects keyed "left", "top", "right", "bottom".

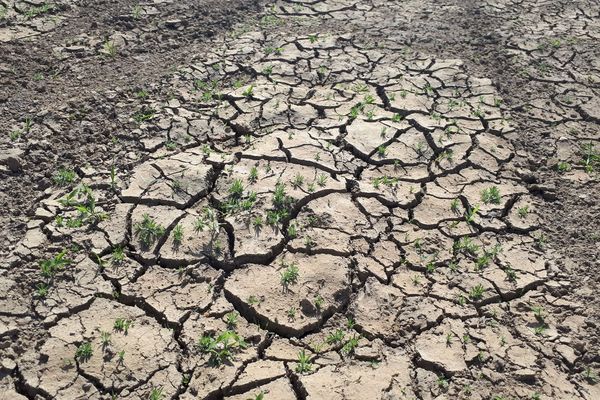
[
  {"left": 531, "top": 305, "right": 546, "bottom": 323},
  {"left": 24, "top": 3, "right": 54, "bottom": 19},
  {"left": 40, "top": 250, "right": 72, "bottom": 278},
  {"left": 468, "top": 284, "right": 485, "bottom": 301},
  {"left": 225, "top": 312, "right": 239, "bottom": 328},
  {"left": 252, "top": 215, "right": 264, "bottom": 229},
  {"left": 314, "top": 295, "right": 324, "bottom": 310},
  {"left": 517, "top": 205, "right": 529, "bottom": 218},
  {"left": 75, "top": 342, "right": 93, "bottom": 361},
  {"left": 132, "top": 108, "right": 155, "bottom": 124},
  {"left": 248, "top": 166, "right": 259, "bottom": 183},
  {"left": 247, "top": 392, "right": 265, "bottom": 400},
  {"left": 112, "top": 246, "right": 125, "bottom": 265},
  {"left": 437, "top": 375, "right": 449, "bottom": 389},
  {"left": 100, "top": 331, "right": 112, "bottom": 347},
  {"left": 580, "top": 141, "right": 600, "bottom": 173},
  {"left": 295, "top": 350, "right": 312, "bottom": 373},
  {"left": 465, "top": 204, "right": 480, "bottom": 224},
  {"left": 481, "top": 186, "right": 501, "bottom": 205},
  {"left": 583, "top": 367, "right": 599, "bottom": 384},
  {"left": 197, "top": 331, "right": 247, "bottom": 366},
  {"left": 53, "top": 168, "right": 77, "bottom": 186},
  {"left": 280, "top": 262, "right": 299, "bottom": 290},
  {"left": 317, "top": 173, "right": 327, "bottom": 187},
  {"left": 131, "top": 5, "right": 142, "bottom": 19},
  {"left": 262, "top": 65, "right": 273, "bottom": 75},
  {"left": 149, "top": 387, "right": 164, "bottom": 400},
  {"left": 134, "top": 214, "right": 165, "bottom": 248},
  {"left": 58, "top": 184, "right": 106, "bottom": 226},
  {"left": 114, "top": 318, "right": 133, "bottom": 334},
  {"left": 341, "top": 334, "right": 360, "bottom": 356},
  {"left": 326, "top": 329, "right": 345, "bottom": 345},
  {"left": 534, "top": 325, "right": 547, "bottom": 336},
  {"left": 103, "top": 40, "right": 117, "bottom": 58},
  {"left": 36, "top": 283, "right": 49, "bottom": 298},
  {"left": 450, "top": 198, "right": 460, "bottom": 213},
  {"left": 291, "top": 173, "right": 304, "bottom": 188},
  {"left": 287, "top": 307, "right": 296, "bottom": 319},
  {"left": 9, "top": 130, "right": 22, "bottom": 141},
  {"left": 242, "top": 85, "right": 254, "bottom": 98},
  {"left": 173, "top": 224, "right": 184, "bottom": 247},
  {"left": 556, "top": 161, "right": 571, "bottom": 173},
  {"left": 229, "top": 178, "right": 244, "bottom": 197},
  {"left": 287, "top": 223, "right": 298, "bottom": 238},
  {"left": 346, "top": 317, "right": 356, "bottom": 330}
]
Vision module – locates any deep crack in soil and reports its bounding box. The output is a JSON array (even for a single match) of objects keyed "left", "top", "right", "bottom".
[{"left": 1, "top": 0, "right": 599, "bottom": 399}]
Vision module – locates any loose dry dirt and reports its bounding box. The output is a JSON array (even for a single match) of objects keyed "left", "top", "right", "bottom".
[{"left": 1, "top": 1, "right": 599, "bottom": 399}]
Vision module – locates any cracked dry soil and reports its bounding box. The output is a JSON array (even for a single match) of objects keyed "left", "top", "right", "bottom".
[{"left": 1, "top": 0, "right": 600, "bottom": 399}]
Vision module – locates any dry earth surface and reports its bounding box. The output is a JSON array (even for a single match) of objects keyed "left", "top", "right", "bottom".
[{"left": 1, "top": 0, "right": 599, "bottom": 399}]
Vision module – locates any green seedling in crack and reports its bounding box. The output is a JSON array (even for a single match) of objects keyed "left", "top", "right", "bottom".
[
  {"left": 242, "top": 85, "right": 254, "bottom": 98},
  {"left": 197, "top": 331, "right": 247, "bottom": 366},
  {"left": 317, "top": 173, "right": 328, "bottom": 187},
  {"left": 295, "top": 350, "right": 312, "bottom": 373},
  {"left": 583, "top": 367, "right": 599, "bottom": 384},
  {"left": 481, "top": 186, "right": 501, "bottom": 205},
  {"left": 517, "top": 205, "right": 529, "bottom": 218},
  {"left": 287, "top": 307, "right": 296, "bottom": 320},
  {"left": 103, "top": 40, "right": 117, "bottom": 58},
  {"left": 314, "top": 294, "right": 324, "bottom": 311},
  {"left": 172, "top": 224, "right": 184, "bottom": 247},
  {"left": 468, "top": 284, "right": 485, "bottom": 301},
  {"left": 580, "top": 141, "right": 600, "bottom": 173},
  {"left": 326, "top": 329, "right": 345, "bottom": 345},
  {"left": 132, "top": 108, "right": 154, "bottom": 124},
  {"left": 131, "top": 5, "right": 142, "bottom": 19},
  {"left": 280, "top": 261, "right": 299, "bottom": 291},
  {"left": 248, "top": 166, "right": 259, "bottom": 183},
  {"left": 111, "top": 246, "right": 125, "bottom": 266},
  {"left": 252, "top": 215, "right": 263, "bottom": 229},
  {"left": 59, "top": 184, "right": 106, "bottom": 226},
  {"left": 556, "top": 161, "right": 571, "bottom": 173},
  {"left": 114, "top": 318, "right": 133, "bottom": 334},
  {"left": 531, "top": 305, "right": 546, "bottom": 323},
  {"left": 134, "top": 214, "right": 165, "bottom": 248},
  {"left": 247, "top": 392, "right": 265, "bottom": 400},
  {"left": 341, "top": 334, "right": 360, "bottom": 356},
  {"left": 40, "top": 250, "right": 71, "bottom": 278},
  {"left": 225, "top": 312, "right": 238, "bottom": 328},
  {"left": 24, "top": 4, "right": 54, "bottom": 19},
  {"left": 75, "top": 342, "right": 93, "bottom": 361},
  {"left": 437, "top": 375, "right": 449, "bottom": 389},
  {"left": 287, "top": 223, "right": 298, "bottom": 239},
  {"left": 149, "top": 387, "right": 164, "bottom": 400},
  {"left": 464, "top": 204, "right": 480, "bottom": 224},
  {"left": 291, "top": 173, "right": 304, "bottom": 188},
  {"left": 36, "top": 283, "right": 49, "bottom": 298},
  {"left": 53, "top": 168, "right": 77, "bottom": 186},
  {"left": 100, "top": 331, "right": 112, "bottom": 348}
]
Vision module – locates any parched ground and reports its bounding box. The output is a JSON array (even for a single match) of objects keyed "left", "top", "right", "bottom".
[{"left": 1, "top": 1, "right": 599, "bottom": 399}]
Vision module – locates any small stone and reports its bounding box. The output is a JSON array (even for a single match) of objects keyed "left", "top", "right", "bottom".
[
  {"left": 1, "top": 358, "right": 17, "bottom": 371},
  {"left": 0, "top": 149, "right": 24, "bottom": 172}
]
